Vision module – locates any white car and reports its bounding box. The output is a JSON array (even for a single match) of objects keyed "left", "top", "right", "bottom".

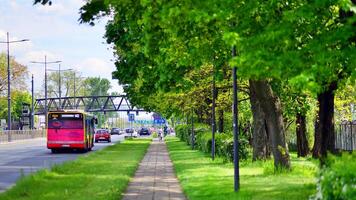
[
  {"left": 132, "top": 130, "right": 138, "bottom": 138},
  {"left": 124, "top": 129, "right": 138, "bottom": 138}
]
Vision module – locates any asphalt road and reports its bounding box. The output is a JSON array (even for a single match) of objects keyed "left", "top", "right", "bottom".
[{"left": 0, "top": 134, "right": 125, "bottom": 193}]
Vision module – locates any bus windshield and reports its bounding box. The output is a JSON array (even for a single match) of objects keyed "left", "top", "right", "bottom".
[{"left": 48, "top": 113, "right": 83, "bottom": 129}]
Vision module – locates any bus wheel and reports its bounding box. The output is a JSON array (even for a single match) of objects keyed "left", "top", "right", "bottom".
[{"left": 51, "top": 149, "right": 58, "bottom": 154}]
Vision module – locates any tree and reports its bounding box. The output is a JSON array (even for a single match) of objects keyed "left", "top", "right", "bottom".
[
  {"left": 0, "top": 53, "right": 28, "bottom": 95},
  {"left": 83, "top": 77, "right": 111, "bottom": 96}
]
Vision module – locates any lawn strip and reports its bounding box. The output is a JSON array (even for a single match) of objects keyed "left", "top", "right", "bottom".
[
  {"left": 0, "top": 139, "right": 151, "bottom": 200},
  {"left": 166, "top": 137, "right": 316, "bottom": 200}
]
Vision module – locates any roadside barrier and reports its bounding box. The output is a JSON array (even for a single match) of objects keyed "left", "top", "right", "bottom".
[
  {"left": 335, "top": 120, "right": 356, "bottom": 151},
  {"left": 0, "top": 130, "right": 46, "bottom": 143}
]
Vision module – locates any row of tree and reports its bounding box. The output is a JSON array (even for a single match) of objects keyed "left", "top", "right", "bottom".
[
  {"left": 35, "top": 0, "right": 356, "bottom": 169},
  {"left": 0, "top": 52, "right": 114, "bottom": 128}
]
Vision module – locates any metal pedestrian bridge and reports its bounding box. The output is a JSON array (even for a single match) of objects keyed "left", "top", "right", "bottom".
[{"left": 34, "top": 95, "right": 145, "bottom": 115}]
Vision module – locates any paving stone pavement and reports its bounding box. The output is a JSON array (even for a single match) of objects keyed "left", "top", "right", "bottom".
[{"left": 122, "top": 139, "right": 187, "bottom": 200}]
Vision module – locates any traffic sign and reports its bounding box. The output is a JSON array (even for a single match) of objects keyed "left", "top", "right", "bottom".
[{"left": 128, "top": 114, "right": 135, "bottom": 122}]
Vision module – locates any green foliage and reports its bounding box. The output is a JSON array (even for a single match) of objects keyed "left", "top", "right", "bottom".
[
  {"left": 175, "top": 124, "right": 249, "bottom": 161},
  {"left": 334, "top": 79, "right": 356, "bottom": 123},
  {"left": 311, "top": 152, "right": 356, "bottom": 200},
  {"left": 166, "top": 137, "right": 317, "bottom": 200},
  {"left": 0, "top": 91, "right": 31, "bottom": 121},
  {"left": 0, "top": 53, "right": 28, "bottom": 95},
  {"left": 84, "top": 77, "right": 111, "bottom": 96}
]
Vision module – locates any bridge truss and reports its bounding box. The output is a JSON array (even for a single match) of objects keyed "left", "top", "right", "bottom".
[{"left": 34, "top": 95, "right": 145, "bottom": 115}]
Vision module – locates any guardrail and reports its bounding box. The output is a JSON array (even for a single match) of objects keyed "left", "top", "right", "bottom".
[
  {"left": 0, "top": 130, "right": 46, "bottom": 143},
  {"left": 335, "top": 121, "right": 356, "bottom": 151}
]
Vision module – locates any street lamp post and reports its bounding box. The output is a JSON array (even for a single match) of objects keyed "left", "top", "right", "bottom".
[
  {"left": 73, "top": 71, "right": 76, "bottom": 109},
  {"left": 232, "top": 45, "right": 239, "bottom": 192},
  {"left": 212, "top": 66, "right": 216, "bottom": 160},
  {"left": 0, "top": 32, "right": 29, "bottom": 131},
  {"left": 31, "top": 56, "right": 61, "bottom": 128},
  {"left": 31, "top": 74, "right": 34, "bottom": 129}
]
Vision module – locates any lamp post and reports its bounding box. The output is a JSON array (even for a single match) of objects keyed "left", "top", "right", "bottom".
[
  {"left": 232, "top": 45, "right": 239, "bottom": 192},
  {"left": 73, "top": 71, "right": 76, "bottom": 109},
  {"left": 47, "top": 65, "right": 72, "bottom": 109},
  {"left": 31, "top": 56, "right": 61, "bottom": 128},
  {"left": 212, "top": 66, "right": 216, "bottom": 160},
  {"left": 0, "top": 32, "right": 29, "bottom": 131},
  {"left": 31, "top": 74, "right": 34, "bottom": 129}
]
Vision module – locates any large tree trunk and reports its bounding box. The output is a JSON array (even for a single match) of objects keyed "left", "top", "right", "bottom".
[
  {"left": 250, "top": 80, "right": 290, "bottom": 169},
  {"left": 312, "top": 119, "right": 321, "bottom": 158},
  {"left": 296, "top": 113, "right": 309, "bottom": 157},
  {"left": 313, "top": 81, "right": 337, "bottom": 158},
  {"left": 249, "top": 80, "right": 270, "bottom": 160}
]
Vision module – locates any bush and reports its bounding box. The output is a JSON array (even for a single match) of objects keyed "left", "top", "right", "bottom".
[
  {"left": 311, "top": 152, "right": 356, "bottom": 200},
  {"left": 175, "top": 125, "right": 249, "bottom": 162}
]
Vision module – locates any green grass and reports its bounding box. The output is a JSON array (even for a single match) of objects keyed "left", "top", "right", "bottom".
[
  {"left": 0, "top": 139, "right": 151, "bottom": 200},
  {"left": 166, "top": 137, "right": 317, "bottom": 200}
]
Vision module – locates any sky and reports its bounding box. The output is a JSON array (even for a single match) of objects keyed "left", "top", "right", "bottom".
[{"left": 0, "top": 0, "right": 123, "bottom": 94}]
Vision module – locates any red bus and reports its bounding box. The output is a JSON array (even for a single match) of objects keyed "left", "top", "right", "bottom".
[{"left": 47, "top": 110, "right": 97, "bottom": 153}]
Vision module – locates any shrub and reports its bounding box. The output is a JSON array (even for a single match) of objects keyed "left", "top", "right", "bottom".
[
  {"left": 311, "top": 152, "right": 356, "bottom": 200},
  {"left": 175, "top": 125, "right": 249, "bottom": 162}
]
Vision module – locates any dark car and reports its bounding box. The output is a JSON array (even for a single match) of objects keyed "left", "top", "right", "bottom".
[
  {"left": 110, "top": 128, "right": 120, "bottom": 135},
  {"left": 139, "top": 127, "right": 150, "bottom": 136},
  {"left": 95, "top": 129, "right": 111, "bottom": 143}
]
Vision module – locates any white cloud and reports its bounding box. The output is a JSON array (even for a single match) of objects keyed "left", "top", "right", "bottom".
[
  {"left": 76, "top": 57, "right": 123, "bottom": 94},
  {"left": 0, "top": 1, "right": 121, "bottom": 95},
  {"left": 23, "top": 50, "right": 63, "bottom": 63},
  {"left": 0, "top": 29, "right": 33, "bottom": 55},
  {"left": 77, "top": 57, "right": 114, "bottom": 77},
  {"left": 35, "top": 2, "right": 69, "bottom": 15}
]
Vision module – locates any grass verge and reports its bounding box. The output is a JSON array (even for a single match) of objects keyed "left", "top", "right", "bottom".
[
  {"left": 166, "top": 137, "right": 317, "bottom": 200},
  {"left": 0, "top": 139, "right": 151, "bottom": 200}
]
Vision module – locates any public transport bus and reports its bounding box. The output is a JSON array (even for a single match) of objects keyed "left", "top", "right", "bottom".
[{"left": 47, "top": 110, "right": 97, "bottom": 153}]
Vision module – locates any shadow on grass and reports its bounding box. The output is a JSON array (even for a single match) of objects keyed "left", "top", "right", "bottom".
[{"left": 166, "top": 138, "right": 316, "bottom": 200}]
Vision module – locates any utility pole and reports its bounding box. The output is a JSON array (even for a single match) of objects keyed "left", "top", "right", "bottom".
[
  {"left": 73, "top": 71, "right": 76, "bottom": 109},
  {"left": 232, "top": 46, "right": 240, "bottom": 192},
  {"left": 59, "top": 64, "right": 61, "bottom": 108},
  {"left": 31, "top": 57, "right": 61, "bottom": 128},
  {"left": 31, "top": 74, "right": 34, "bottom": 129},
  {"left": 191, "top": 108, "right": 194, "bottom": 150},
  {"left": 0, "top": 32, "right": 29, "bottom": 131},
  {"left": 212, "top": 66, "right": 216, "bottom": 160}
]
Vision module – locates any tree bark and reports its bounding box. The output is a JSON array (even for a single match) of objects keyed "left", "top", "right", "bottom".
[
  {"left": 313, "top": 81, "right": 337, "bottom": 158},
  {"left": 249, "top": 80, "right": 270, "bottom": 160},
  {"left": 296, "top": 113, "right": 309, "bottom": 157},
  {"left": 250, "top": 80, "right": 290, "bottom": 169}
]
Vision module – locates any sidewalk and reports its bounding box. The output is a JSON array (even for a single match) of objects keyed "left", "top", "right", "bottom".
[{"left": 122, "top": 139, "right": 187, "bottom": 200}]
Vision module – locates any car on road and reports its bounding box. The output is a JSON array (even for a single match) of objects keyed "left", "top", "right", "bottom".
[
  {"left": 110, "top": 128, "right": 120, "bottom": 135},
  {"left": 125, "top": 128, "right": 138, "bottom": 138},
  {"left": 95, "top": 129, "right": 111, "bottom": 143},
  {"left": 139, "top": 127, "right": 151, "bottom": 136},
  {"left": 125, "top": 128, "right": 134, "bottom": 134}
]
